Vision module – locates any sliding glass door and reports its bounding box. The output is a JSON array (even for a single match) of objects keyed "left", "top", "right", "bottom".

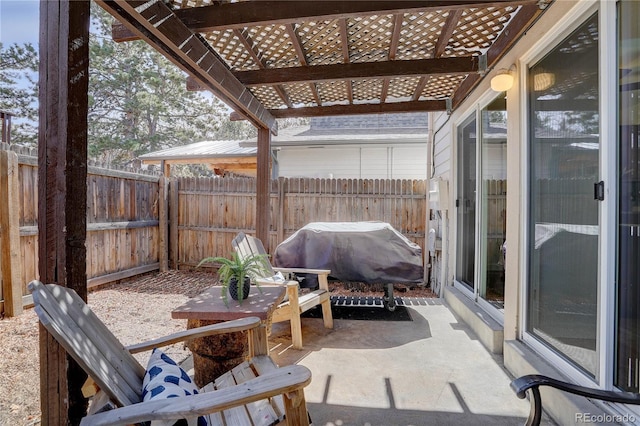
[
  {"left": 615, "top": 0, "right": 640, "bottom": 393},
  {"left": 456, "top": 115, "right": 477, "bottom": 291},
  {"left": 527, "top": 13, "right": 600, "bottom": 377},
  {"left": 479, "top": 97, "right": 507, "bottom": 309}
]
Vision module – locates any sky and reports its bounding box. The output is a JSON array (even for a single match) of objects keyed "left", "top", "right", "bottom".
[{"left": 0, "top": 0, "right": 39, "bottom": 47}]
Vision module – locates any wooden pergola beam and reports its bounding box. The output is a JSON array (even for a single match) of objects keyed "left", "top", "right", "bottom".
[
  {"left": 339, "top": 18, "right": 354, "bottom": 103},
  {"left": 230, "top": 99, "right": 447, "bottom": 120},
  {"left": 434, "top": 9, "right": 463, "bottom": 58},
  {"left": 235, "top": 56, "right": 479, "bottom": 86},
  {"left": 233, "top": 28, "right": 293, "bottom": 107},
  {"left": 284, "top": 23, "right": 322, "bottom": 106},
  {"left": 411, "top": 76, "right": 429, "bottom": 101},
  {"left": 175, "top": 0, "right": 538, "bottom": 32},
  {"left": 97, "top": 0, "right": 278, "bottom": 134},
  {"left": 380, "top": 14, "right": 403, "bottom": 103}
]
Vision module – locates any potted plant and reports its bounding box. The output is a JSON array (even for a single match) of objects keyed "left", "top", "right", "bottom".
[{"left": 198, "top": 252, "right": 267, "bottom": 305}]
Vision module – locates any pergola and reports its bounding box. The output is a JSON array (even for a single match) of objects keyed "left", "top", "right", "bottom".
[{"left": 38, "top": 0, "right": 549, "bottom": 423}]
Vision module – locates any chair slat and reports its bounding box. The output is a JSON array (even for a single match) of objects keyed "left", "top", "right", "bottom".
[
  {"left": 298, "top": 290, "right": 329, "bottom": 313},
  {"left": 251, "top": 356, "right": 286, "bottom": 418},
  {"left": 44, "top": 283, "right": 146, "bottom": 382},
  {"left": 32, "top": 285, "right": 142, "bottom": 406},
  {"left": 199, "top": 383, "right": 224, "bottom": 426},
  {"left": 214, "top": 369, "right": 252, "bottom": 426},
  {"left": 232, "top": 231, "right": 276, "bottom": 277},
  {"left": 231, "top": 362, "right": 280, "bottom": 425}
]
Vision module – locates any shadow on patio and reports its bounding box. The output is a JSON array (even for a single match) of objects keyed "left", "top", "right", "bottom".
[{"left": 261, "top": 301, "right": 554, "bottom": 425}]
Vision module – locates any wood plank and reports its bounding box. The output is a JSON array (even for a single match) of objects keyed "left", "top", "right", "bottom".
[
  {"left": 199, "top": 383, "right": 224, "bottom": 426},
  {"left": 434, "top": 9, "right": 463, "bottom": 58},
  {"left": 176, "top": 0, "right": 537, "bottom": 32},
  {"left": 38, "top": 1, "right": 91, "bottom": 422},
  {"left": 80, "top": 365, "right": 311, "bottom": 426},
  {"left": 170, "top": 177, "right": 179, "bottom": 269},
  {"left": 298, "top": 290, "right": 329, "bottom": 313},
  {"left": 96, "top": 0, "right": 277, "bottom": 133},
  {"left": 215, "top": 370, "right": 252, "bottom": 425},
  {"left": 31, "top": 283, "right": 143, "bottom": 407},
  {"left": 250, "top": 356, "right": 285, "bottom": 418},
  {"left": 256, "top": 128, "right": 271, "bottom": 244},
  {"left": 235, "top": 57, "right": 479, "bottom": 86},
  {"left": 230, "top": 100, "right": 447, "bottom": 120},
  {"left": 282, "top": 388, "right": 310, "bottom": 426},
  {"left": 86, "top": 263, "right": 160, "bottom": 289},
  {"left": 230, "top": 362, "right": 280, "bottom": 426},
  {"left": 0, "top": 150, "right": 23, "bottom": 316},
  {"left": 86, "top": 220, "right": 159, "bottom": 232}
]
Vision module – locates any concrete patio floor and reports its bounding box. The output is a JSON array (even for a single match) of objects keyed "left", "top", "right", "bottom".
[{"left": 262, "top": 298, "right": 555, "bottom": 426}]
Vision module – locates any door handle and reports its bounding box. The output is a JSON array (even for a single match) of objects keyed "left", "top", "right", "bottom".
[{"left": 594, "top": 181, "right": 605, "bottom": 201}]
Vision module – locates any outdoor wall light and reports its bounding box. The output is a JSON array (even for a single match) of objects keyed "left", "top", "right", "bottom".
[
  {"left": 534, "top": 71, "right": 555, "bottom": 91},
  {"left": 490, "top": 65, "right": 516, "bottom": 92}
]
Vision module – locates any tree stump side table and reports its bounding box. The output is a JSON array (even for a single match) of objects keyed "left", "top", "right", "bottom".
[{"left": 171, "top": 285, "right": 286, "bottom": 387}]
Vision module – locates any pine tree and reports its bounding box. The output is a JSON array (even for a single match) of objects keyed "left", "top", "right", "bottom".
[
  {"left": 0, "top": 42, "right": 38, "bottom": 146},
  {"left": 88, "top": 6, "right": 228, "bottom": 164}
]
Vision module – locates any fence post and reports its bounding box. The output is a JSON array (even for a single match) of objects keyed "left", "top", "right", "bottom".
[
  {"left": 0, "top": 150, "right": 23, "bottom": 316},
  {"left": 169, "top": 177, "right": 179, "bottom": 269},
  {"left": 277, "top": 177, "right": 286, "bottom": 245},
  {"left": 158, "top": 175, "right": 169, "bottom": 271}
]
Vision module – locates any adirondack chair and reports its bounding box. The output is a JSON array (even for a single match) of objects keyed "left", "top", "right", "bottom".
[
  {"left": 232, "top": 232, "right": 333, "bottom": 350},
  {"left": 29, "top": 280, "right": 312, "bottom": 426}
]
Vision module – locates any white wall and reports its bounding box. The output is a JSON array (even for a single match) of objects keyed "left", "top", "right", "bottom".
[
  {"left": 428, "top": 111, "right": 453, "bottom": 293},
  {"left": 276, "top": 144, "right": 428, "bottom": 179}
]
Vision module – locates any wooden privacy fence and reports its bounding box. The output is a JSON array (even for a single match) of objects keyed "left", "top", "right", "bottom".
[
  {"left": 0, "top": 145, "right": 163, "bottom": 316},
  {"left": 1, "top": 147, "right": 427, "bottom": 317},
  {"left": 175, "top": 176, "right": 427, "bottom": 268}
]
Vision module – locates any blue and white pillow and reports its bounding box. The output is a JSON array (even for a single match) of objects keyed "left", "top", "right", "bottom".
[{"left": 142, "top": 349, "right": 207, "bottom": 426}]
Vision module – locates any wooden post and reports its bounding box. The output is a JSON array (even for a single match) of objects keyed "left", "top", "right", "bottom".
[
  {"left": 1, "top": 111, "right": 11, "bottom": 144},
  {"left": 277, "top": 177, "right": 285, "bottom": 245},
  {"left": 158, "top": 175, "right": 169, "bottom": 271},
  {"left": 38, "top": 1, "right": 90, "bottom": 424},
  {"left": 256, "top": 128, "right": 271, "bottom": 244},
  {"left": 0, "top": 150, "right": 23, "bottom": 316},
  {"left": 169, "top": 177, "right": 179, "bottom": 269}
]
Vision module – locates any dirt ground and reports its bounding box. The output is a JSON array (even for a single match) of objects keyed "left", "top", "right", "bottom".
[{"left": 0, "top": 270, "right": 435, "bottom": 425}]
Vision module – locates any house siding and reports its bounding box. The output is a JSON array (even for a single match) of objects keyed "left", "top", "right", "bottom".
[
  {"left": 432, "top": 112, "right": 452, "bottom": 179},
  {"left": 277, "top": 144, "right": 427, "bottom": 179},
  {"left": 277, "top": 147, "right": 361, "bottom": 178}
]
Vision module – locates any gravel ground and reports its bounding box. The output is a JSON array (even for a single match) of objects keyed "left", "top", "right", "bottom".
[{"left": 0, "top": 270, "right": 435, "bottom": 425}]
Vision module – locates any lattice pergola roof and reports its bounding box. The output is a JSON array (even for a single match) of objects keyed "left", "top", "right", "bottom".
[{"left": 98, "top": 0, "right": 551, "bottom": 133}]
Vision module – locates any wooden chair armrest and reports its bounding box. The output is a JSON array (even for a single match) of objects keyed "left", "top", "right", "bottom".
[
  {"left": 273, "top": 267, "right": 331, "bottom": 291},
  {"left": 511, "top": 374, "right": 640, "bottom": 426},
  {"left": 273, "top": 267, "right": 330, "bottom": 276},
  {"left": 254, "top": 278, "right": 299, "bottom": 286},
  {"left": 80, "top": 365, "right": 312, "bottom": 426},
  {"left": 126, "top": 316, "right": 261, "bottom": 354}
]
